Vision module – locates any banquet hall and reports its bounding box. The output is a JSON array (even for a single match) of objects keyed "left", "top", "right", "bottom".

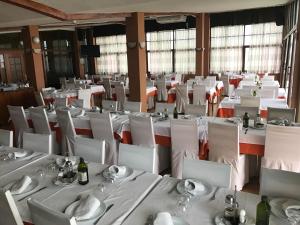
[{"left": 0, "top": 0, "right": 300, "bottom": 224}]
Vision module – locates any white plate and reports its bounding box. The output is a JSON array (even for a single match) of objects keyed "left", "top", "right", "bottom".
[
  {"left": 4, "top": 178, "right": 39, "bottom": 195},
  {"left": 176, "top": 179, "right": 212, "bottom": 197},
  {"left": 65, "top": 199, "right": 106, "bottom": 222},
  {"left": 226, "top": 117, "right": 240, "bottom": 123},
  {"left": 173, "top": 216, "right": 189, "bottom": 225},
  {"left": 214, "top": 212, "right": 255, "bottom": 225},
  {"left": 270, "top": 198, "right": 291, "bottom": 219},
  {"left": 102, "top": 166, "right": 134, "bottom": 180},
  {"left": 249, "top": 125, "right": 265, "bottom": 130}
]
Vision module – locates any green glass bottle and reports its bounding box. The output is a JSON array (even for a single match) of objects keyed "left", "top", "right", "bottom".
[
  {"left": 173, "top": 106, "right": 178, "bottom": 119},
  {"left": 243, "top": 112, "right": 249, "bottom": 128},
  {"left": 78, "top": 157, "right": 89, "bottom": 185},
  {"left": 256, "top": 195, "right": 271, "bottom": 225}
]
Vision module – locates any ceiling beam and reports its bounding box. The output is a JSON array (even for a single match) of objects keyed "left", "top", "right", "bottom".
[
  {"left": 67, "top": 12, "right": 131, "bottom": 20},
  {"left": 0, "top": 0, "right": 68, "bottom": 20}
]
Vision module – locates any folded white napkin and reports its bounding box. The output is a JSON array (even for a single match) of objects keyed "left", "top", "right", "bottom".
[
  {"left": 73, "top": 195, "right": 100, "bottom": 220},
  {"left": 10, "top": 176, "right": 32, "bottom": 194},
  {"left": 183, "top": 179, "right": 205, "bottom": 194},
  {"left": 154, "top": 212, "right": 174, "bottom": 225},
  {"left": 283, "top": 200, "right": 300, "bottom": 219},
  {"left": 108, "top": 165, "right": 126, "bottom": 178},
  {"left": 8, "top": 151, "right": 27, "bottom": 159}
]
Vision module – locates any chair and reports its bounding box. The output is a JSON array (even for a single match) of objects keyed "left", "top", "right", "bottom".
[
  {"left": 235, "top": 89, "right": 252, "bottom": 97},
  {"left": 70, "top": 99, "right": 83, "bottom": 108},
  {"left": 54, "top": 97, "right": 68, "bottom": 108},
  {"left": 262, "top": 125, "right": 300, "bottom": 172},
  {"left": 267, "top": 107, "right": 296, "bottom": 124},
  {"left": 34, "top": 92, "right": 45, "bottom": 106},
  {"left": 23, "top": 132, "right": 51, "bottom": 154},
  {"left": 155, "top": 103, "right": 175, "bottom": 113},
  {"left": 258, "top": 89, "right": 275, "bottom": 99},
  {"left": 156, "top": 79, "right": 168, "bottom": 102},
  {"left": 129, "top": 115, "right": 170, "bottom": 173},
  {"left": 262, "top": 86, "right": 279, "bottom": 98},
  {"left": 27, "top": 199, "right": 77, "bottom": 225},
  {"left": 260, "top": 168, "right": 300, "bottom": 199},
  {"left": 186, "top": 79, "right": 196, "bottom": 89},
  {"left": 262, "top": 81, "right": 276, "bottom": 86},
  {"left": 102, "top": 100, "right": 118, "bottom": 111},
  {"left": 193, "top": 85, "right": 207, "bottom": 105},
  {"left": 0, "top": 129, "right": 13, "bottom": 147},
  {"left": 78, "top": 89, "right": 92, "bottom": 109},
  {"left": 220, "top": 76, "right": 234, "bottom": 97},
  {"left": 88, "top": 112, "right": 117, "bottom": 165},
  {"left": 7, "top": 105, "right": 31, "bottom": 148},
  {"left": 183, "top": 159, "right": 231, "bottom": 188},
  {"left": 240, "top": 96, "right": 261, "bottom": 107},
  {"left": 170, "top": 119, "right": 199, "bottom": 179},
  {"left": 103, "top": 78, "right": 112, "bottom": 99},
  {"left": 208, "top": 122, "right": 249, "bottom": 190},
  {"left": 175, "top": 84, "right": 188, "bottom": 113},
  {"left": 124, "top": 101, "right": 142, "bottom": 112},
  {"left": 115, "top": 83, "right": 126, "bottom": 111},
  {"left": 59, "top": 77, "right": 67, "bottom": 89},
  {"left": 0, "top": 189, "right": 24, "bottom": 225},
  {"left": 74, "top": 137, "right": 105, "bottom": 164},
  {"left": 185, "top": 103, "right": 207, "bottom": 116},
  {"left": 234, "top": 105, "right": 259, "bottom": 120},
  {"left": 119, "top": 143, "right": 156, "bottom": 173},
  {"left": 56, "top": 109, "right": 76, "bottom": 156},
  {"left": 175, "top": 74, "right": 182, "bottom": 83}
]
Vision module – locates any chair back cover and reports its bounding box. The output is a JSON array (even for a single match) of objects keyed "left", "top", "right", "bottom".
[
  {"left": 235, "top": 89, "right": 252, "bottom": 97},
  {"left": 0, "top": 189, "right": 24, "bottom": 225},
  {"left": 240, "top": 96, "right": 261, "bottom": 107},
  {"left": 119, "top": 143, "right": 156, "bottom": 173},
  {"left": 78, "top": 89, "right": 92, "bottom": 109},
  {"left": 29, "top": 107, "right": 51, "bottom": 135},
  {"left": 28, "top": 199, "right": 77, "bottom": 225},
  {"left": 175, "top": 84, "right": 188, "bottom": 113},
  {"left": 103, "top": 78, "right": 112, "bottom": 99},
  {"left": 102, "top": 100, "right": 118, "bottom": 111},
  {"left": 34, "top": 92, "right": 45, "bottom": 106},
  {"left": 183, "top": 159, "right": 231, "bottom": 188},
  {"left": 115, "top": 83, "right": 126, "bottom": 111},
  {"left": 260, "top": 168, "right": 300, "bottom": 199},
  {"left": 193, "top": 85, "right": 206, "bottom": 105},
  {"left": 234, "top": 105, "right": 259, "bottom": 120},
  {"left": 59, "top": 77, "right": 67, "bottom": 89},
  {"left": 23, "top": 132, "right": 52, "bottom": 154},
  {"left": 185, "top": 103, "right": 207, "bottom": 116},
  {"left": 262, "top": 86, "right": 279, "bottom": 98},
  {"left": 124, "top": 101, "right": 142, "bottom": 112},
  {"left": 0, "top": 129, "right": 13, "bottom": 147},
  {"left": 175, "top": 74, "right": 182, "bottom": 83},
  {"left": 261, "top": 75, "right": 275, "bottom": 81},
  {"left": 219, "top": 76, "right": 232, "bottom": 96},
  {"left": 156, "top": 79, "right": 168, "bottom": 102},
  {"left": 70, "top": 99, "right": 83, "bottom": 108},
  {"left": 75, "top": 137, "right": 105, "bottom": 164},
  {"left": 262, "top": 125, "right": 300, "bottom": 172},
  {"left": 258, "top": 88, "right": 275, "bottom": 99},
  {"left": 170, "top": 119, "right": 198, "bottom": 178},
  {"left": 54, "top": 97, "right": 68, "bottom": 108},
  {"left": 155, "top": 103, "right": 175, "bottom": 113},
  {"left": 267, "top": 107, "right": 296, "bottom": 123}
]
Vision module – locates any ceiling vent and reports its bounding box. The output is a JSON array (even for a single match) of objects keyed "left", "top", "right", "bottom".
[{"left": 156, "top": 15, "right": 187, "bottom": 24}]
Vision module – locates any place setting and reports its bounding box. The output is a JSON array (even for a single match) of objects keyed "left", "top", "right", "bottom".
[
  {"left": 53, "top": 156, "right": 79, "bottom": 186},
  {"left": 0, "top": 148, "right": 34, "bottom": 162}
]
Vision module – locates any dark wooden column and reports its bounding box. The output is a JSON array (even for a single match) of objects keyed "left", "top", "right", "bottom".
[
  {"left": 73, "top": 29, "right": 85, "bottom": 79},
  {"left": 86, "top": 29, "right": 96, "bottom": 75},
  {"left": 203, "top": 14, "right": 210, "bottom": 76},
  {"left": 22, "top": 25, "right": 45, "bottom": 91},
  {"left": 126, "top": 12, "right": 147, "bottom": 112}
]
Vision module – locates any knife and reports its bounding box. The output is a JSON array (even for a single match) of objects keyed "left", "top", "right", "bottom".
[
  {"left": 93, "top": 204, "right": 114, "bottom": 225},
  {"left": 18, "top": 186, "right": 47, "bottom": 201}
]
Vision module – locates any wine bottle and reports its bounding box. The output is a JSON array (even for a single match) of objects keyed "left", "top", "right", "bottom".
[
  {"left": 243, "top": 112, "right": 249, "bottom": 128},
  {"left": 78, "top": 157, "right": 89, "bottom": 185},
  {"left": 256, "top": 196, "right": 270, "bottom": 225},
  {"left": 173, "top": 106, "right": 178, "bottom": 119}
]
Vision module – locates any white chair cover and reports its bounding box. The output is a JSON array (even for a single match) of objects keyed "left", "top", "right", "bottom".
[
  {"left": 175, "top": 84, "right": 188, "bottom": 113},
  {"left": 23, "top": 132, "right": 52, "bottom": 154},
  {"left": 70, "top": 99, "right": 83, "bottom": 108},
  {"left": 119, "top": 143, "right": 156, "bottom": 173},
  {"left": 78, "top": 89, "right": 92, "bottom": 109},
  {"left": 88, "top": 112, "right": 117, "bottom": 165},
  {"left": 175, "top": 74, "right": 182, "bottom": 83},
  {"left": 195, "top": 76, "right": 204, "bottom": 82},
  {"left": 7, "top": 105, "right": 31, "bottom": 148},
  {"left": 75, "top": 137, "right": 105, "bottom": 164},
  {"left": 124, "top": 101, "right": 142, "bottom": 112},
  {"left": 0, "top": 189, "right": 23, "bottom": 225},
  {"left": 186, "top": 79, "right": 196, "bottom": 89},
  {"left": 267, "top": 107, "right": 296, "bottom": 123},
  {"left": 56, "top": 109, "right": 76, "bottom": 156},
  {"left": 258, "top": 89, "right": 275, "bottom": 99},
  {"left": 156, "top": 79, "right": 168, "bottom": 102},
  {"left": 65, "top": 82, "right": 76, "bottom": 89},
  {"left": 240, "top": 96, "right": 261, "bottom": 107},
  {"left": 102, "top": 100, "right": 118, "bottom": 111},
  {"left": 262, "top": 125, "right": 300, "bottom": 172},
  {"left": 59, "top": 77, "right": 67, "bottom": 89},
  {"left": 260, "top": 168, "right": 300, "bottom": 199},
  {"left": 262, "top": 80, "right": 276, "bottom": 86},
  {"left": 183, "top": 159, "right": 231, "bottom": 188},
  {"left": 34, "top": 92, "right": 45, "bottom": 106},
  {"left": 220, "top": 76, "right": 234, "bottom": 96},
  {"left": 262, "top": 86, "right": 279, "bottom": 98},
  {"left": 115, "top": 83, "right": 126, "bottom": 111},
  {"left": 234, "top": 105, "right": 259, "bottom": 119},
  {"left": 170, "top": 119, "right": 199, "bottom": 179},
  {"left": 54, "top": 97, "right": 67, "bottom": 108},
  {"left": 208, "top": 122, "right": 249, "bottom": 190},
  {"left": 28, "top": 199, "right": 77, "bottom": 225},
  {"left": 155, "top": 103, "right": 175, "bottom": 113},
  {"left": 193, "top": 85, "right": 206, "bottom": 105},
  {"left": 0, "top": 129, "right": 13, "bottom": 147},
  {"left": 103, "top": 78, "right": 112, "bottom": 99},
  {"left": 235, "top": 89, "right": 252, "bottom": 97},
  {"left": 185, "top": 103, "right": 207, "bottom": 116},
  {"left": 261, "top": 75, "right": 275, "bottom": 81}
]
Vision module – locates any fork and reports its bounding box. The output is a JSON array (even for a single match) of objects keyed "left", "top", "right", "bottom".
[
  {"left": 209, "top": 186, "right": 220, "bottom": 201},
  {"left": 129, "top": 171, "right": 146, "bottom": 182}
]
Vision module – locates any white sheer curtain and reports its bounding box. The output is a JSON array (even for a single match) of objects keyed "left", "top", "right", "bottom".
[
  {"left": 175, "top": 29, "right": 196, "bottom": 73},
  {"left": 210, "top": 25, "right": 244, "bottom": 73},
  {"left": 244, "top": 22, "right": 283, "bottom": 73},
  {"left": 95, "top": 35, "right": 128, "bottom": 74}
]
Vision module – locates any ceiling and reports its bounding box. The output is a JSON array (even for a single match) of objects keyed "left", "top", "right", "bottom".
[{"left": 0, "top": 0, "right": 290, "bottom": 29}]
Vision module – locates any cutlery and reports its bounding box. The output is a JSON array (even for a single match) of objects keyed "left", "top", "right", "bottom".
[
  {"left": 129, "top": 171, "right": 146, "bottom": 182},
  {"left": 244, "top": 128, "right": 248, "bottom": 134},
  {"left": 209, "top": 186, "right": 220, "bottom": 201},
  {"left": 18, "top": 186, "right": 47, "bottom": 201},
  {"left": 93, "top": 204, "right": 114, "bottom": 225},
  {"left": 25, "top": 153, "right": 43, "bottom": 161}
]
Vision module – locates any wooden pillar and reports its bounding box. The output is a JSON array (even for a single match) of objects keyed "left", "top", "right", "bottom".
[
  {"left": 86, "top": 29, "right": 96, "bottom": 75},
  {"left": 195, "top": 13, "right": 210, "bottom": 76},
  {"left": 294, "top": 7, "right": 300, "bottom": 121},
  {"left": 73, "top": 29, "right": 85, "bottom": 79},
  {"left": 126, "top": 12, "right": 147, "bottom": 112},
  {"left": 22, "top": 25, "right": 45, "bottom": 91}
]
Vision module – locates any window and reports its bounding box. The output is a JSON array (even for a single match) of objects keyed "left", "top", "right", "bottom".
[
  {"left": 95, "top": 35, "right": 128, "bottom": 74},
  {"left": 210, "top": 22, "right": 283, "bottom": 74}
]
